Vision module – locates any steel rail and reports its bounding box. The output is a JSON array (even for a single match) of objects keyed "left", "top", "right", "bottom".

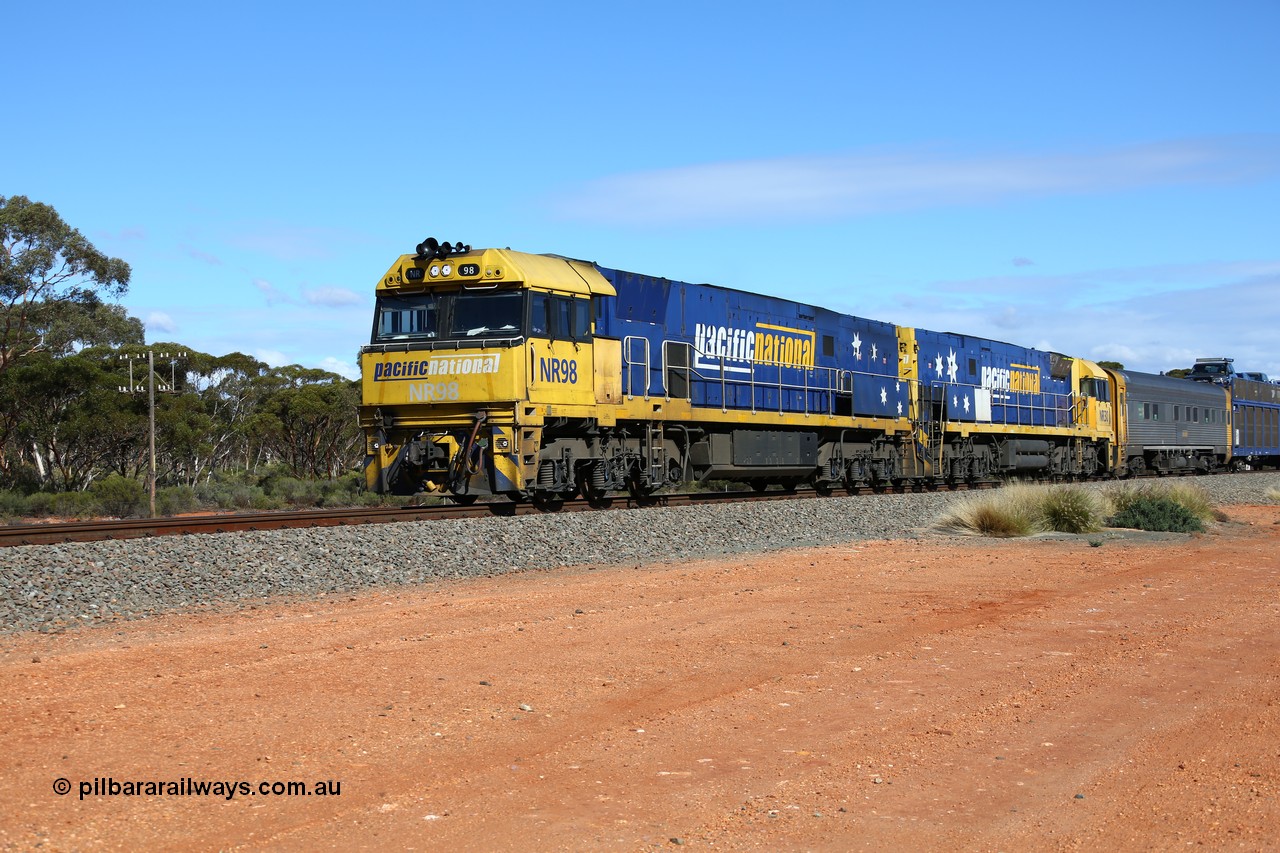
[
  {"left": 10, "top": 469, "right": 1255, "bottom": 548},
  {"left": 0, "top": 488, "right": 828, "bottom": 546}
]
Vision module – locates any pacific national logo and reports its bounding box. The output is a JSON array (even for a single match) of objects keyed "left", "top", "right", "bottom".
[
  {"left": 981, "top": 363, "right": 1041, "bottom": 394},
  {"left": 694, "top": 323, "right": 815, "bottom": 375},
  {"left": 373, "top": 354, "right": 501, "bottom": 381}
]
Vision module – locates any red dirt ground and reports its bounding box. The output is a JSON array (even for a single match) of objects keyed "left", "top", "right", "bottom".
[{"left": 1, "top": 505, "right": 1277, "bottom": 851}]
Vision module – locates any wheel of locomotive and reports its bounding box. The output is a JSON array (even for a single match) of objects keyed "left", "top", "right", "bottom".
[
  {"left": 576, "top": 465, "right": 609, "bottom": 505},
  {"left": 814, "top": 481, "right": 834, "bottom": 497},
  {"left": 532, "top": 492, "right": 565, "bottom": 511},
  {"left": 750, "top": 480, "right": 768, "bottom": 493},
  {"left": 666, "top": 459, "right": 684, "bottom": 488},
  {"left": 625, "top": 467, "right": 656, "bottom": 500},
  {"left": 450, "top": 494, "right": 478, "bottom": 506}
]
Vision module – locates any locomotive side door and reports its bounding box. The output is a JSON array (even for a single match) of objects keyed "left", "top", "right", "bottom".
[{"left": 527, "top": 291, "right": 596, "bottom": 407}]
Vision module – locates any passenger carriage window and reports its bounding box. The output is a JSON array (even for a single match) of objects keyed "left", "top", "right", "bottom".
[
  {"left": 1174, "top": 406, "right": 1180, "bottom": 421},
  {"left": 1141, "top": 403, "right": 1150, "bottom": 420},
  {"left": 1151, "top": 404, "right": 1160, "bottom": 421}
]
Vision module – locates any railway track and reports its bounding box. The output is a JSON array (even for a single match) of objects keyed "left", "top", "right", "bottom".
[
  {"left": 7, "top": 467, "right": 1264, "bottom": 548},
  {"left": 0, "top": 481, "right": 1001, "bottom": 547}
]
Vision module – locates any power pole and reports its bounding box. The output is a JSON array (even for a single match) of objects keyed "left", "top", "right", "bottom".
[{"left": 118, "top": 350, "right": 186, "bottom": 516}]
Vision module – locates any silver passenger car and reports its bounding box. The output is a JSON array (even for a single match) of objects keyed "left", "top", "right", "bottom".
[{"left": 1114, "top": 370, "right": 1230, "bottom": 473}]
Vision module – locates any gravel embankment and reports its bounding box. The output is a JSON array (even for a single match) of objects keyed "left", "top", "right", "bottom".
[{"left": 3, "top": 472, "right": 1278, "bottom": 635}]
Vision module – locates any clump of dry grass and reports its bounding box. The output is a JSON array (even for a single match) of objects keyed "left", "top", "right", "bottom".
[
  {"left": 1104, "top": 481, "right": 1217, "bottom": 524},
  {"left": 1039, "top": 485, "right": 1107, "bottom": 534},
  {"left": 935, "top": 479, "right": 1224, "bottom": 538},
  {"left": 934, "top": 483, "right": 1105, "bottom": 537},
  {"left": 1265, "top": 485, "right": 1280, "bottom": 503}
]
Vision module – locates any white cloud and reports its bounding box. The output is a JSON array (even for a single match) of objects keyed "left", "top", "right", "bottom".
[
  {"left": 253, "top": 278, "right": 295, "bottom": 306},
  {"left": 145, "top": 311, "right": 177, "bottom": 334},
  {"left": 183, "top": 245, "right": 223, "bottom": 266},
  {"left": 255, "top": 349, "right": 287, "bottom": 367},
  {"left": 552, "top": 136, "right": 1280, "bottom": 225},
  {"left": 303, "top": 286, "right": 363, "bottom": 308},
  {"left": 861, "top": 261, "right": 1280, "bottom": 378},
  {"left": 317, "top": 356, "right": 359, "bottom": 380}
]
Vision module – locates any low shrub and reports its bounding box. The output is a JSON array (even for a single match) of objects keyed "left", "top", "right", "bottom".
[
  {"left": 194, "top": 470, "right": 283, "bottom": 511},
  {"left": 0, "top": 490, "right": 28, "bottom": 522},
  {"left": 1108, "top": 495, "right": 1205, "bottom": 533},
  {"left": 6, "top": 470, "right": 393, "bottom": 519},
  {"left": 24, "top": 492, "right": 55, "bottom": 518},
  {"left": 316, "top": 473, "right": 363, "bottom": 506},
  {"left": 266, "top": 475, "right": 325, "bottom": 507},
  {"left": 1159, "top": 481, "right": 1216, "bottom": 523},
  {"left": 49, "top": 490, "right": 100, "bottom": 519},
  {"left": 935, "top": 480, "right": 1216, "bottom": 538},
  {"left": 156, "top": 485, "right": 199, "bottom": 516},
  {"left": 1105, "top": 481, "right": 1216, "bottom": 532},
  {"left": 90, "top": 474, "right": 146, "bottom": 518},
  {"left": 1265, "top": 485, "right": 1280, "bottom": 503}
]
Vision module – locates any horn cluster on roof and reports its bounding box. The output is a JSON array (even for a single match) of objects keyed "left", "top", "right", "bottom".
[{"left": 415, "top": 237, "right": 471, "bottom": 260}]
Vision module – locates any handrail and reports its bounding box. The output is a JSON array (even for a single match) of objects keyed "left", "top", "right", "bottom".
[
  {"left": 622, "top": 337, "right": 1082, "bottom": 430},
  {"left": 622, "top": 335, "right": 651, "bottom": 400},
  {"left": 661, "top": 340, "right": 693, "bottom": 402}
]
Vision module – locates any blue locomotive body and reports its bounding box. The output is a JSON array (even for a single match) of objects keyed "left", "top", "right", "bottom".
[
  {"left": 593, "top": 267, "right": 909, "bottom": 419},
  {"left": 912, "top": 329, "right": 1077, "bottom": 427}
]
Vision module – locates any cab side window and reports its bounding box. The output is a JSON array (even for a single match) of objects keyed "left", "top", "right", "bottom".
[
  {"left": 530, "top": 293, "right": 551, "bottom": 336},
  {"left": 554, "top": 298, "right": 574, "bottom": 339},
  {"left": 529, "top": 293, "right": 593, "bottom": 340}
]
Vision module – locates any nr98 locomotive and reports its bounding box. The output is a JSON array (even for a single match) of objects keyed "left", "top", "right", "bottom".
[{"left": 359, "top": 239, "right": 1122, "bottom": 502}]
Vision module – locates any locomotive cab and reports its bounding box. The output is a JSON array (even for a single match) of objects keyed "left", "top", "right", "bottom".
[{"left": 359, "top": 242, "right": 616, "bottom": 498}]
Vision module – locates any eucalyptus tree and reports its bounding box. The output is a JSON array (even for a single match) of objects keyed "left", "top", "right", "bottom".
[
  {"left": 0, "top": 196, "right": 131, "bottom": 373},
  {"left": 247, "top": 366, "right": 362, "bottom": 479},
  {"left": 2, "top": 352, "right": 143, "bottom": 490}
]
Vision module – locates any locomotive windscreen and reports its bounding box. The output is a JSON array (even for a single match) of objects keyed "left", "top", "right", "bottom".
[
  {"left": 375, "top": 294, "right": 439, "bottom": 341},
  {"left": 450, "top": 292, "right": 523, "bottom": 338},
  {"left": 372, "top": 291, "right": 525, "bottom": 343}
]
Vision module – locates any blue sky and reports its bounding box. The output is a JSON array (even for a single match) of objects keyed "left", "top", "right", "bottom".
[{"left": 9, "top": 2, "right": 1279, "bottom": 379}]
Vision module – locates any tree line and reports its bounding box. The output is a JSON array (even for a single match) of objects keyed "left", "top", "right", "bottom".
[{"left": 2, "top": 195, "right": 365, "bottom": 514}]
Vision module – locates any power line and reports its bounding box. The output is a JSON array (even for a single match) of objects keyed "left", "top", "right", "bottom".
[{"left": 117, "top": 350, "right": 187, "bottom": 517}]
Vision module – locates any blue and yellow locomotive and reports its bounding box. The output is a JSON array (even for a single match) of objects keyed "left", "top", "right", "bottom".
[{"left": 360, "top": 239, "right": 1123, "bottom": 501}]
